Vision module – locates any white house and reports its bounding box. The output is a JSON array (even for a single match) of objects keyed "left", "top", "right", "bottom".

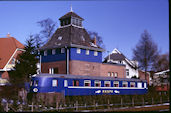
[{"left": 103, "top": 48, "right": 139, "bottom": 78}]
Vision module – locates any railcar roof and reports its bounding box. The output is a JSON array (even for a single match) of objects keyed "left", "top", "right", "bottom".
[{"left": 32, "top": 74, "right": 147, "bottom": 82}]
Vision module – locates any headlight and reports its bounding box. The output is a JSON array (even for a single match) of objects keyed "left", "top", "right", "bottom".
[{"left": 33, "top": 88, "right": 38, "bottom": 92}]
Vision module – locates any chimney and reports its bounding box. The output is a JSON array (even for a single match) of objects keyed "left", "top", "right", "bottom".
[
  {"left": 7, "top": 32, "right": 11, "bottom": 37},
  {"left": 94, "top": 36, "right": 96, "bottom": 45}
]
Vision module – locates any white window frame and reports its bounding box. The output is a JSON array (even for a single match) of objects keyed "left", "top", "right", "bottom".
[
  {"left": 115, "top": 72, "right": 118, "bottom": 78},
  {"left": 52, "top": 79, "right": 58, "bottom": 87},
  {"left": 77, "top": 48, "right": 81, "bottom": 54},
  {"left": 49, "top": 68, "right": 54, "bottom": 74},
  {"left": 104, "top": 81, "right": 111, "bottom": 87},
  {"left": 111, "top": 72, "right": 114, "bottom": 77},
  {"left": 113, "top": 81, "right": 119, "bottom": 87},
  {"left": 61, "top": 48, "right": 65, "bottom": 53},
  {"left": 137, "top": 82, "right": 142, "bottom": 88},
  {"left": 130, "top": 82, "right": 135, "bottom": 87},
  {"left": 108, "top": 72, "right": 111, "bottom": 77},
  {"left": 94, "top": 51, "right": 98, "bottom": 56},
  {"left": 52, "top": 49, "right": 56, "bottom": 55},
  {"left": 144, "top": 83, "right": 147, "bottom": 88},
  {"left": 94, "top": 80, "right": 101, "bottom": 87},
  {"left": 86, "top": 49, "right": 89, "bottom": 55},
  {"left": 64, "top": 80, "right": 68, "bottom": 87},
  {"left": 84, "top": 80, "right": 91, "bottom": 87},
  {"left": 44, "top": 50, "right": 47, "bottom": 56},
  {"left": 122, "top": 81, "right": 128, "bottom": 87}
]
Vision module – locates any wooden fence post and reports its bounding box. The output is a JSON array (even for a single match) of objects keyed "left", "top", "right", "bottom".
[
  {"left": 56, "top": 101, "right": 58, "bottom": 110},
  {"left": 108, "top": 99, "right": 110, "bottom": 109},
  {"left": 142, "top": 97, "right": 144, "bottom": 106},
  {"left": 132, "top": 97, "right": 134, "bottom": 107},
  {"left": 75, "top": 101, "right": 78, "bottom": 111},
  {"left": 152, "top": 97, "right": 154, "bottom": 105},
  {"left": 31, "top": 102, "right": 34, "bottom": 112},
  {"left": 121, "top": 97, "right": 123, "bottom": 107},
  {"left": 160, "top": 97, "right": 162, "bottom": 104}
]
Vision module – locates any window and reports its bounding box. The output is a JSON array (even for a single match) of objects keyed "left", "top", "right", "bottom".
[
  {"left": 104, "top": 81, "right": 111, "bottom": 87},
  {"left": 61, "top": 48, "right": 65, "bottom": 53},
  {"left": 113, "top": 81, "right": 119, "bottom": 87},
  {"left": 33, "top": 80, "right": 38, "bottom": 86},
  {"left": 115, "top": 72, "right": 118, "bottom": 78},
  {"left": 86, "top": 50, "right": 89, "bottom": 55},
  {"left": 126, "top": 69, "right": 129, "bottom": 76},
  {"left": 137, "top": 82, "right": 142, "bottom": 88},
  {"left": 122, "top": 82, "right": 128, "bottom": 87},
  {"left": 94, "top": 80, "right": 101, "bottom": 87},
  {"left": 94, "top": 51, "right": 98, "bottom": 56},
  {"left": 64, "top": 80, "right": 68, "bottom": 87},
  {"left": 54, "top": 68, "right": 59, "bottom": 74},
  {"left": 49, "top": 68, "right": 54, "bottom": 74},
  {"left": 73, "top": 80, "right": 79, "bottom": 86},
  {"left": 108, "top": 72, "right": 111, "bottom": 77},
  {"left": 77, "top": 48, "right": 81, "bottom": 54},
  {"left": 58, "top": 36, "right": 62, "bottom": 40},
  {"left": 52, "top": 79, "right": 58, "bottom": 87},
  {"left": 52, "top": 49, "right": 56, "bottom": 55},
  {"left": 11, "top": 58, "right": 15, "bottom": 64},
  {"left": 130, "top": 82, "right": 135, "bottom": 87},
  {"left": 84, "top": 80, "right": 91, "bottom": 87},
  {"left": 44, "top": 50, "right": 47, "bottom": 56},
  {"left": 111, "top": 72, "right": 114, "bottom": 77},
  {"left": 144, "top": 83, "right": 147, "bottom": 88}
]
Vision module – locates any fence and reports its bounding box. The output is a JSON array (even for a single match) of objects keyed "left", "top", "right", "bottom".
[{"left": 2, "top": 95, "right": 169, "bottom": 112}]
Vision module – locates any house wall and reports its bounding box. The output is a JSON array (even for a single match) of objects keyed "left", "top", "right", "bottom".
[
  {"left": 123, "top": 61, "right": 139, "bottom": 78},
  {"left": 69, "top": 60, "right": 101, "bottom": 76},
  {"left": 41, "top": 61, "right": 66, "bottom": 74},
  {"left": 139, "top": 70, "right": 150, "bottom": 84},
  {"left": 70, "top": 48, "right": 102, "bottom": 63},
  {"left": 100, "top": 63, "right": 125, "bottom": 78}
]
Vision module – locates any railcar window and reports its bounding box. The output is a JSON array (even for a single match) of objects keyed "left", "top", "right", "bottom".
[
  {"left": 52, "top": 80, "right": 58, "bottom": 87},
  {"left": 104, "top": 81, "right": 111, "bottom": 87},
  {"left": 64, "top": 80, "right": 68, "bottom": 87},
  {"left": 144, "top": 83, "right": 147, "bottom": 88},
  {"left": 84, "top": 80, "right": 91, "bottom": 87},
  {"left": 113, "top": 81, "right": 119, "bottom": 87},
  {"left": 130, "top": 82, "right": 135, "bottom": 87},
  {"left": 137, "top": 82, "right": 142, "bottom": 88},
  {"left": 94, "top": 80, "right": 101, "bottom": 87},
  {"left": 33, "top": 80, "right": 38, "bottom": 86},
  {"left": 73, "top": 80, "right": 79, "bottom": 86},
  {"left": 122, "top": 81, "right": 128, "bottom": 87}
]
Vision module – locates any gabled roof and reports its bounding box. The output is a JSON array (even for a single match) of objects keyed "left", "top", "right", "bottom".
[
  {"left": 40, "top": 25, "right": 103, "bottom": 51},
  {"left": 59, "top": 11, "right": 84, "bottom": 20},
  {"left": 104, "top": 48, "right": 137, "bottom": 69},
  {"left": 0, "top": 37, "right": 24, "bottom": 69}
]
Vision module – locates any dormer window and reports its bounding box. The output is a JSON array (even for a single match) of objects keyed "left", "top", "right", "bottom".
[
  {"left": 52, "top": 49, "right": 56, "bottom": 55},
  {"left": 61, "top": 48, "right": 65, "bottom": 53},
  {"left": 58, "top": 36, "right": 62, "bottom": 40},
  {"left": 44, "top": 50, "right": 47, "bottom": 56}
]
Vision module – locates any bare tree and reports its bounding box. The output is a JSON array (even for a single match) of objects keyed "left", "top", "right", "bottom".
[
  {"left": 37, "top": 18, "right": 57, "bottom": 45},
  {"left": 87, "top": 30, "right": 105, "bottom": 49},
  {"left": 152, "top": 53, "right": 169, "bottom": 72},
  {"left": 132, "top": 30, "right": 159, "bottom": 80}
]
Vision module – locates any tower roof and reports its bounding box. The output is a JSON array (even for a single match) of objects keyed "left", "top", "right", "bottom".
[
  {"left": 40, "top": 25, "right": 103, "bottom": 51},
  {"left": 59, "top": 11, "right": 84, "bottom": 20}
]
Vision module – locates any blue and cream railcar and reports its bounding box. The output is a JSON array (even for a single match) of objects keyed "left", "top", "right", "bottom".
[{"left": 30, "top": 74, "right": 148, "bottom": 96}]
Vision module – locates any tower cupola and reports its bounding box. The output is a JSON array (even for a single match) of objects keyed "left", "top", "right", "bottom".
[{"left": 59, "top": 8, "right": 84, "bottom": 27}]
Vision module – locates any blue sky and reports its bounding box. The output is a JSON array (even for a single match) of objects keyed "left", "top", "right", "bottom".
[{"left": 0, "top": 0, "right": 169, "bottom": 60}]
